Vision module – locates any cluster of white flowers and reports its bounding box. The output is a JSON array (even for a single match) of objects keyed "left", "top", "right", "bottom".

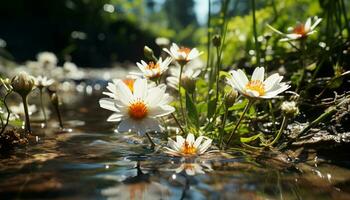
[{"left": 99, "top": 34, "right": 298, "bottom": 159}]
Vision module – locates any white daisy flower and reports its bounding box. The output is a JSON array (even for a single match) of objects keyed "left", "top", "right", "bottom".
[
  {"left": 35, "top": 76, "right": 55, "bottom": 88},
  {"left": 166, "top": 67, "right": 201, "bottom": 90},
  {"left": 99, "top": 79, "right": 175, "bottom": 135},
  {"left": 36, "top": 51, "right": 58, "bottom": 66},
  {"left": 268, "top": 16, "right": 322, "bottom": 42},
  {"left": 163, "top": 43, "right": 203, "bottom": 64},
  {"left": 136, "top": 57, "right": 172, "bottom": 79},
  {"left": 227, "top": 67, "right": 290, "bottom": 99},
  {"left": 164, "top": 133, "right": 212, "bottom": 157}
]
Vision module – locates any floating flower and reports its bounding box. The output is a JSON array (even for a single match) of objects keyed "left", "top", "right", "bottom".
[
  {"left": 227, "top": 67, "right": 290, "bottom": 99},
  {"left": 268, "top": 16, "right": 322, "bottom": 42},
  {"left": 136, "top": 57, "right": 172, "bottom": 79},
  {"left": 35, "top": 76, "right": 54, "bottom": 88},
  {"left": 163, "top": 43, "right": 202, "bottom": 64},
  {"left": 164, "top": 133, "right": 212, "bottom": 157},
  {"left": 99, "top": 79, "right": 175, "bottom": 135}
]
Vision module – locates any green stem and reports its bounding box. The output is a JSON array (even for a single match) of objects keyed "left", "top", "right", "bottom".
[
  {"left": 340, "top": 0, "right": 350, "bottom": 37},
  {"left": 178, "top": 63, "right": 186, "bottom": 126},
  {"left": 21, "top": 95, "right": 31, "bottom": 134},
  {"left": 268, "top": 101, "right": 277, "bottom": 131},
  {"left": 204, "top": 0, "right": 211, "bottom": 75},
  {"left": 0, "top": 92, "right": 12, "bottom": 135},
  {"left": 251, "top": 0, "right": 260, "bottom": 66},
  {"left": 54, "top": 102, "right": 64, "bottom": 129},
  {"left": 219, "top": 107, "right": 229, "bottom": 149},
  {"left": 39, "top": 88, "right": 47, "bottom": 126},
  {"left": 296, "top": 39, "right": 306, "bottom": 92},
  {"left": 215, "top": 46, "right": 221, "bottom": 103},
  {"left": 265, "top": 116, "right": 288, "bottom": 146},
  {"left": 298, "top": 107, "right": 337, "bottom": 137},
  {"left": 226, "top": 99, "right": 254, "bottom": 147},
  {"left": 171, "top": 113, "right": 186, "bottom": 134},
  {"left": 145, "top": 132, "right": 155, "bottom": 148}
]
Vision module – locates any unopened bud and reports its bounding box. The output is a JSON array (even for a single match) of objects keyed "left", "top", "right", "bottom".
[
  {"left": 50, "top": 93, "right": 60, "bottom": 106},
  {"left": 11, "top": 72, "right": 35, "bottom": 97},
  {"left": 181, "top": 76, "right": 196, "bottom": 94},
  {"left": 224, "top": 90, "right": 238, "bottom": 108},
  {"left": 212, "top": 35, "right": 221, "bottom": 47},
  {"left": 144, "top": 46, "right": 157, "bottom": 62},
  {"left": 281, "top": 101, "right": 299, "bottom": 117}
]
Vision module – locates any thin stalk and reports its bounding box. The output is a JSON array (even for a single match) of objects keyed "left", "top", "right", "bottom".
[
  {"left": 54, "top": 103, "right": 64, "bottom": 129},
  {"left": 268, "top": 101, "right": 277, "bottom": 131},
  {"left": 21, "top": 95, "right": 32, "bottom": 134},
  {"left": 251, "top": 0, "right": 260, "bottom": 66},
  {"left": 145, "top": 132, "right": 155, "bottom": 148},
  {"left": 335, "top": 1, "right": 343, "bottom": 33},
  {"left": 0, "top": 92, "right": 12, "bottom": 135},
  {"left": 296, "top": 39, "right": 306, "bottom": 92},
  {"left": 219, "top": 107, "right": 229, "bottom": 149},
  {"left": 298, "top": 107, "right": 337, "bottom": 137},
  {"left": 265, "top": 116, "right": 288, "bottom": 146},
  {"left": 39, "top": 88, "right": 47, "bottom": 126},
  {"left": 171, "top": 113, "right": 186, "bottom": 134},
  {"left": 340, "top": 0, "right": 350, "bottom": 37},
  {"left": 204, "top": 0, "right": 211, "bottom": 75},
  {"left": 215, "top": 46, "right": 221, "bottom": 102},
  {"left": 226, "top": 99, "right": 254, "bottom": 147},
  {"left": 0, "top": 112, "right": 3, "bottom": 129},
  {"left": 178, "top": 63, "right": 186, "bottom": 125}
]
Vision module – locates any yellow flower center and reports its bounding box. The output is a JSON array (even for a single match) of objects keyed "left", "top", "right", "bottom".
[
  {"left": 245, "top": 80, "right": 265, "bottom": 96},
  {"left": 293, "top": 24, "right": 307, "bottom": 36},
  {"left": 146, "top": 61, "right": 160, "bottom": 70},
  {"left": 177, "top": 47, "right": 192, "bottom": 61},
  {"left": 128, "top": 100, "right": 148, "bottom": 120},
  {"left": 181, "top": 141, "right": 197, "bottom": 155},
  {"left": 123, "top": 79, "right": 135, "bottom": 92}
]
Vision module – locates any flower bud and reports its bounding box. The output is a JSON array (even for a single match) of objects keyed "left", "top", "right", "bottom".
[
  {"left": 212, "top": 35, "right": 221, "bottom": 47},
  {"left": 144, "top": 46, "right": 157, "bottom": 62},
  {"left": 50, "top": 93, "right": 60, "bottom": 106},
  {"left": 224, "top": 89, "right": 238, "bottom": 108},
  {"left": 11, "top": 72, "right": 35, "bottom": 97},
  {"left": 281, "top": 101, "right": 299, "bottom": 117},
  {"left": 181, "top": 76, "right": 196, "bottom": 94}
]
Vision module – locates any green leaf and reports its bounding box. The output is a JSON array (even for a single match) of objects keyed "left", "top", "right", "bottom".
[
  {"left": 240, "top": 133, "right": 263, "bottom": 143},
  {"left": 219, "top": 70, "right": 231, "bottom": 79},
  {"left": 228, "top": 99, "right": 247, "bottom": 111},
  {"left": 186, "top": 92, "right": 199, "bottom": 129},
  {"left": 306, "top": 62, "right": 317, "bottom": 71}
]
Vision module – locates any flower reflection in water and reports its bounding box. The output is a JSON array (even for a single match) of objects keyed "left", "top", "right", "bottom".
[
  {"left": 173, "top": 160, "right": 213, "bottom": 176},
  {"left": 170, "top": 159, "right": 213, "bottom": 199},
  {"left": 101, "top": 161, "right": 170, "bottom": 200}
]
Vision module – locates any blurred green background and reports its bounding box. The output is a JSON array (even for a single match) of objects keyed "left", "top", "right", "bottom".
[{"left": 0, "top": 0, "right": 348, "bottom": 67}]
